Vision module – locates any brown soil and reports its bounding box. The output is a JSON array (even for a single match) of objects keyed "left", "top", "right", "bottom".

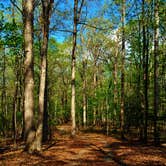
[{"left": 0, "top": 125, "right": 166, "bottom": 166}]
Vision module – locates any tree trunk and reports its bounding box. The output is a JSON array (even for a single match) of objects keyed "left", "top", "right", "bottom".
[
  {"left": 142, "top": 0, "right": 149, "bottom": 144},
  {"left": 71, "top": 0, "right": 78, "bottom": 136},
  {"left": 43, "top": 71, "right": 49, "bottom": 142},
  {"left": 11, "top": 2, "right": 17, "bottom": 146},
  {"left": 1, "top": 46, "right": 7, "bottom": 137},
  {"left": 93, "top": 62, "right": 97, "bottom": 126},
  {"left": 70, "top": 0, "right": 84, "bottom": 135},
  {"left": 33, "top": 0, "right": 53, "bottom": 151},
  {"left": 137, "top": 19, "right": 144, "bottom": 141},
  {"left": 113, "top": 43, "right": 118, "bottom": 129},
  {"left": 13, "top": 71, "right": 18, "bottom": 146},
  {"left": 120, "top": 0, "right": 125, "bottom": 139},
  {"left": 154, "top": 0, "right": 160, "bottom": 145},
  {"left": 22, "top": 0, "right": 35, "bottom": 152},
  {"left": 106, "top": 97, "right": 109, "bottom": 136},
  {"left": 82, "top": 57, "right": 87, "bottom": 128}
]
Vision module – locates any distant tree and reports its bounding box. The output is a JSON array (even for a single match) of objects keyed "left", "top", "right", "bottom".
[
  {"left": 154, "top": 0, "right": 160, "bottom": 145},
  {"left": 120, "top": 0, "right": 125, "bottom": 139}
]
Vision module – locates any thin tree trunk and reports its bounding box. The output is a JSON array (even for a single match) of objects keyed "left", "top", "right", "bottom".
[
  {"left": 71, "top": 0, "right": 84, "bottom": 135},
  {"left": 142, "top": 0, "right": 149, "bottom": 143},
  {"left": 120, "top": 0, "right": 125, "bottom": 139},
  {"left": 43, "top": 69, "right": 49, "bottom": 142},
  {"left": 22, "top": 0, "right": 35, "bottom": 151},
  {"left": 82, "top": 57, "right": 87, "bottom": 128},
  {"left": 145, "top": 14, "right": 149, "bottom": 143},
  {"left": 20, "top": 53, "right": 25, "bottom": 140},
  {"left": 71, "top": 0, "right": 78, "bottom": 136},
  {"left": 13, "top": 71, "right": 18, "bottom": 146},
  {"left": 154, "top": 0, "right": 160, "bottom": 145},
  {"left": 138, "top": 19, "right": 144, "bottom": 140},
  {"left": 93, "top": 63, "right": 97, "bottom": 126},
  {"left": 1, "top": 46, "right": 7, "bottom": 137},
  {"left": 11, "top": 1, "right": 17, "bottom": 146},
  {"left": 113, "top": 44, "right": 118, "bottom": 129},
  {"left": 106, "top": 97, "right": 109, "bottom": 136}
]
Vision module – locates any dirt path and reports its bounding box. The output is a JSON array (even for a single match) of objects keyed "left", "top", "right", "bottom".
[{"left": 0, "top": 125, "right": 166, "bottom": 166}]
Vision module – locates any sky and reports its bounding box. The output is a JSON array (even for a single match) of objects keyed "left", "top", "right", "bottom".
[
  {"left": 0, "top": 0, "right": 136, "bottom": 43},
  {"left": 0, "top": 0, "right": 10, "bottom": 7},
  {"left": 0, "top": 0, "right": 104, "bottom": 43}
]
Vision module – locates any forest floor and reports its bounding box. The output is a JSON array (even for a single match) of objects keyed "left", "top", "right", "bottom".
[{"left": 0, "top": 125, "right": 166, "bottom": 166}]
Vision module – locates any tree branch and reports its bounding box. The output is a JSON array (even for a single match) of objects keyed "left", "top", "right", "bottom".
[
  {"left": 10, "top": 0, "right": 22, "bottom": 14},
  {"left": 78, "top": 22, "right": 111, "bottom": 31},
  {"left": 77, "top": 0, "right": 85, "bottom": 21},
  {"left": 50, "top": 28, "right": 73, "bottom": 34}
]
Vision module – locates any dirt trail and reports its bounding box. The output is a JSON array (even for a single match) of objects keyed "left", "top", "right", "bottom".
[{"left": 0, "top": 125, "right": 166, "bottom": 166}]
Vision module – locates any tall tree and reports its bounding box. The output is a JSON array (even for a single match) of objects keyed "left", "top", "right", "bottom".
[
  {"left": 154, "top": 0, "right": 160, "bottom": 145},
  {"left": 80, "top": 35, "right": 87, "bottom": 128},
  {"left": 1, "top": 46, "right": 7, "bottom": 137},
  {"left": 120, "top": 0, "right": 125, "bottom": 139},
  {"left": 22, "top": 0, "right": 35, "bottom": 151},
  {"left": 11, "top": 1, "right": 18, "bottom": 146},
  {"left": 142, "top": 0, "right": 148, "bottom": 143},
  {"left": 82, "top": 57, "right": 87, "bottom": 128},
  {"left": 34, "top": 0, "right": 53, "bottom": 151},
  {"left": 113, "top": 39, "right": 119, "bottom": 130},
  {"left": 71, "top": 0, "right": 84, "bottom": 135},
  {"left": 71, "top": 0, "right": 78, "bottom": 136}
]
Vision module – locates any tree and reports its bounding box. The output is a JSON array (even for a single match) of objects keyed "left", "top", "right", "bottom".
[
  {"left": 34, "top": 0, "right": 54, "bottom": 151},
  {"left": 141, "top": 0, "right": 149, "bottom": 144},
  {"left": 80, "top": 35, "right": 87, "bottom": 128},
  {"left": 22, "top": 0, "right": 35, "bottom": 152},
  {"left": 71, "top": 0, "right": 84, "bottom": 135},
  {"left": 154, "top": 0, "right": 160, "bottom": 145},
  {"left": 120, "top": 0, "right": 125, "bottom": 139}
]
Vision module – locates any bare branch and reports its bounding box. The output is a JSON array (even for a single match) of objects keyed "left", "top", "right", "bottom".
[
  {"left": 77, "top": 0, "right": 85, "bottom": 21},
  {"left": 10, "top": 0, "right": 22, "bottom": 14},
  {"left": 50, "top": 27, "right": 73, "bottom": 33},
  {"left": 78, "top": 22, "right": 111, "bottom": 31}
]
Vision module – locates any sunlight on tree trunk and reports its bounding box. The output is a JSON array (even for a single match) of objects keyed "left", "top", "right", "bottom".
[{"left": 71, "top": 0, "right": 78, "bottom": 136}]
